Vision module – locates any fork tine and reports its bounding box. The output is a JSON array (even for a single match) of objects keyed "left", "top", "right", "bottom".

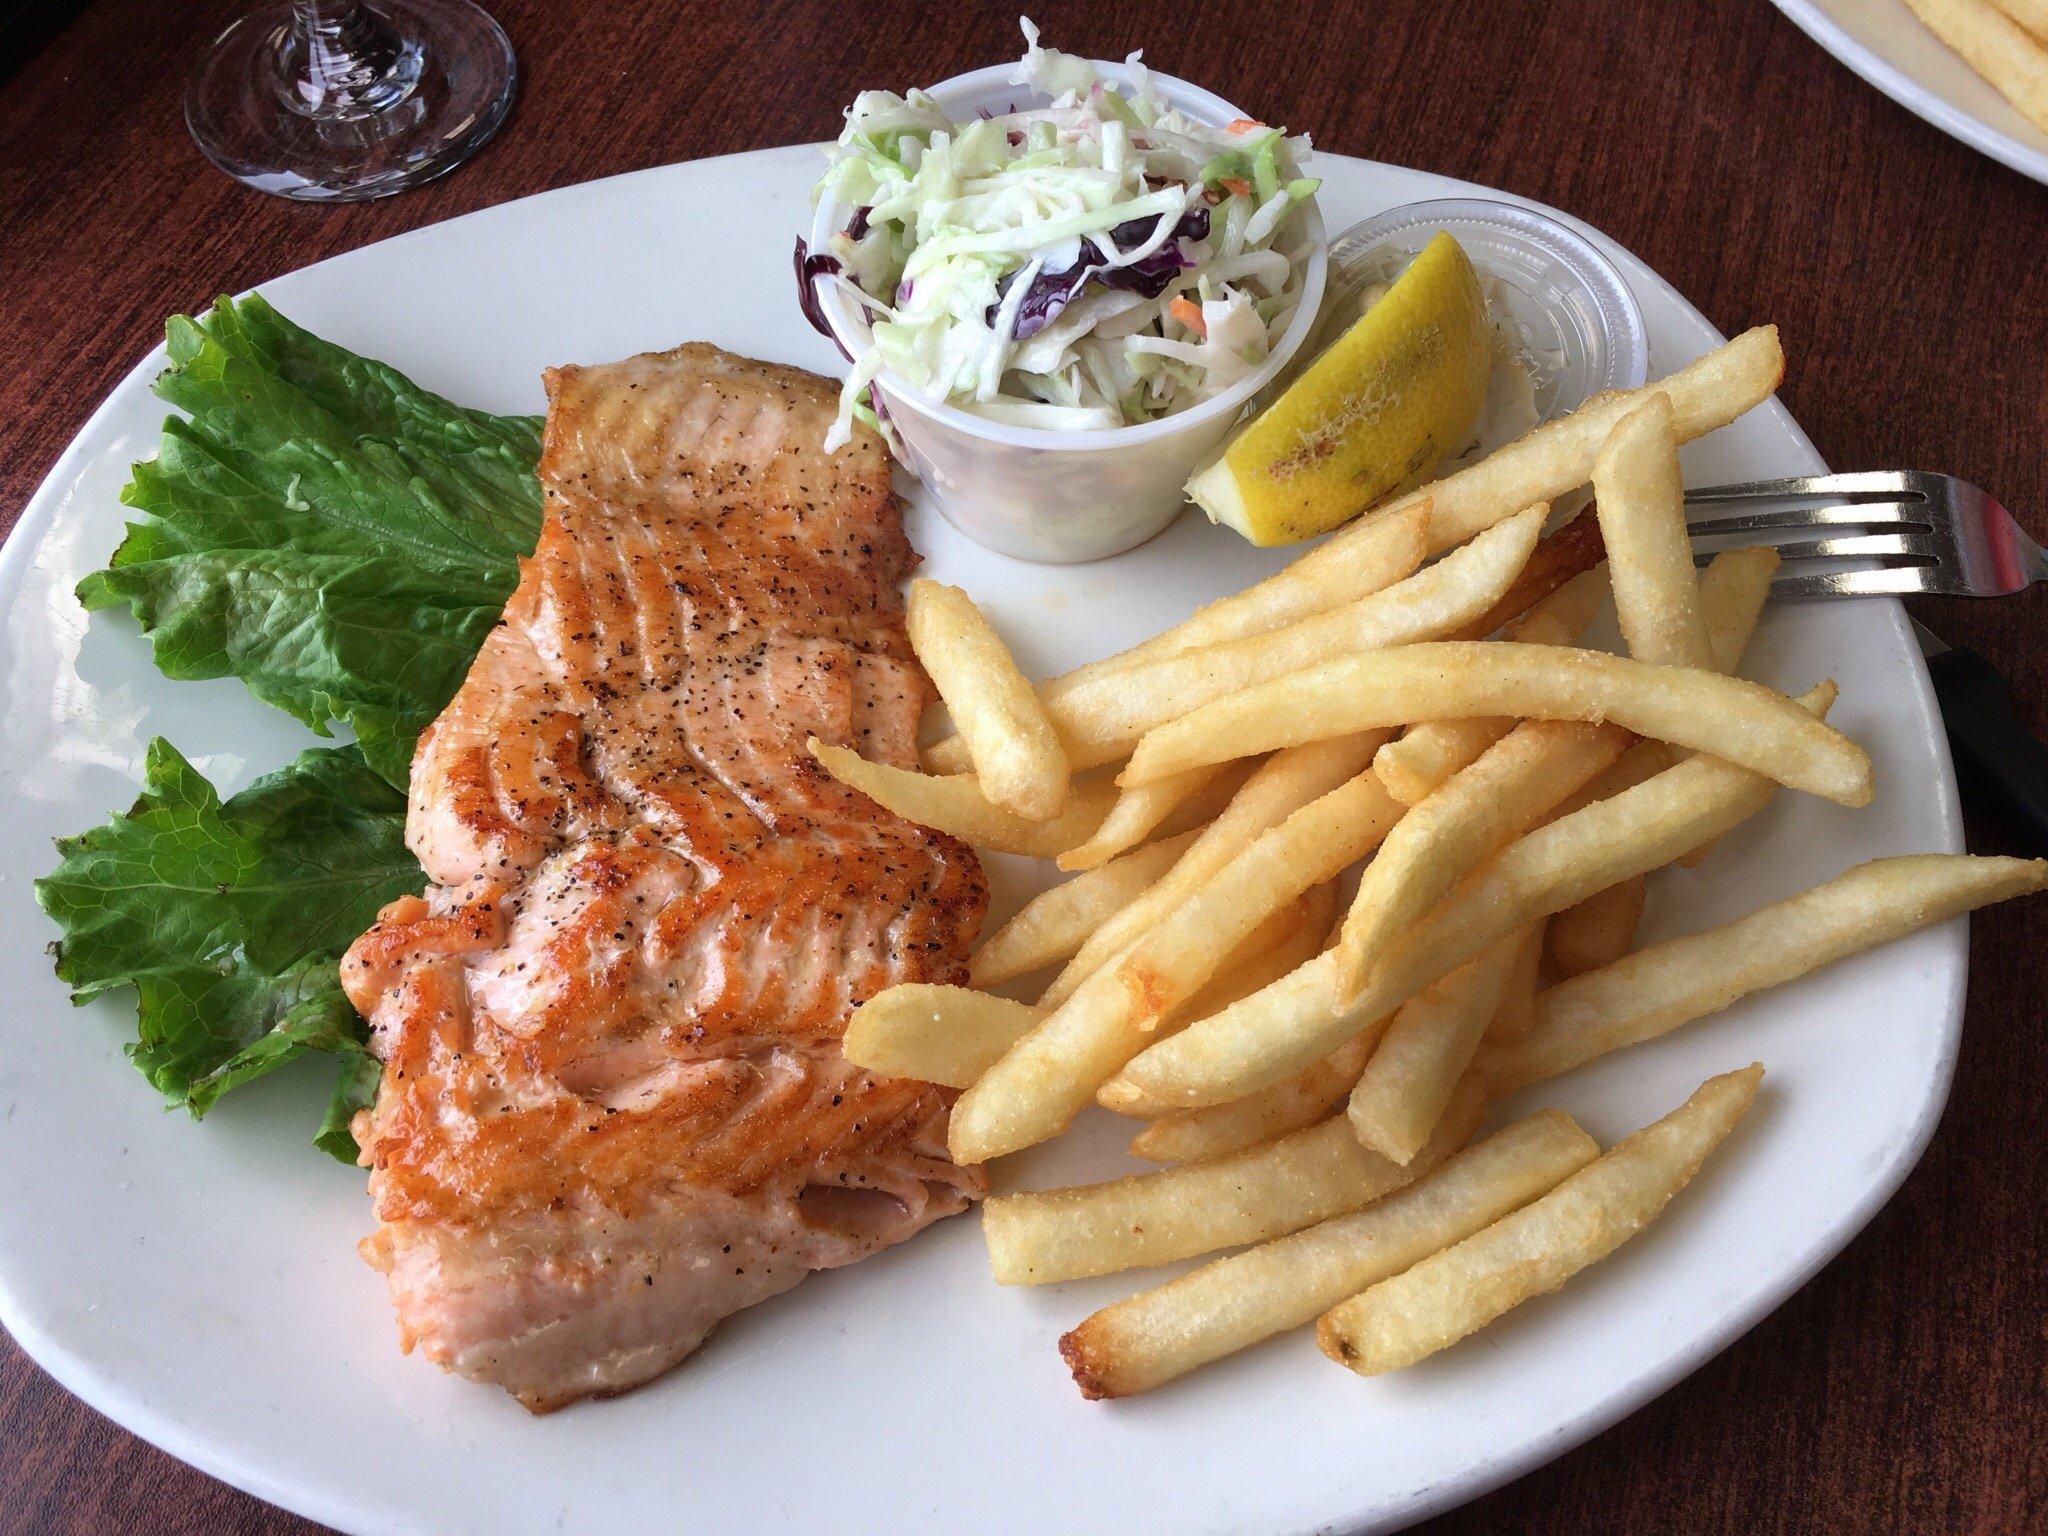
[
  {"left": 1767, "top": 567, "right": 1940, "bottom": 600},
  {"left": 1683, "top": 472, "right": 1928, "bottom": 505},
  {"left": 1685, "top": 500, "right": 1934, "bottom": 535},
  {"left": 1694, "top": 531, "right": 1940, "bottom": 565}
]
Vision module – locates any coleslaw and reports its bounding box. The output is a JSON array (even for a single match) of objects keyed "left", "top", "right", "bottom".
[{"left": 803, "top": 19, "right": 1320, "bottom": 449}]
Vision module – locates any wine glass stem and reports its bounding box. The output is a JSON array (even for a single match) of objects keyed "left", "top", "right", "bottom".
[{"left": 287, "top": 0, "right": 418, "bottom": 119}]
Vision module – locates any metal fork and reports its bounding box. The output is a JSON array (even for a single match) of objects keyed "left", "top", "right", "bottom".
[
  {"left": 1681, "top": 471, "right": 2048, "bottom": 855},
  {"left": 1683, "top": 471, "right": 2045, "bottom": 600}
]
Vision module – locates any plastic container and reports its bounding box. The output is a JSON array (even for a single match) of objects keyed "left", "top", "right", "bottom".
[
  {"left": 807, "top": 62, "right": 1327, "bottom": 564},
  {"left": 1310, "top": 197, "right": 1648, "bottom": 422}
]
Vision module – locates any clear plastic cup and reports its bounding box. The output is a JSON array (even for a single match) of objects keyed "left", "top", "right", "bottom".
[
  {"left": 808, "top": 64, "right": 1327, "bottom": 564},
  {"left": 1314, "top": 197, "right": 1649, "bottom": 421}
]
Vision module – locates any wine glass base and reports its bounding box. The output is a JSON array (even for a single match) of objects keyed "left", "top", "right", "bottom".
[{"left": 185, "top": 0, "right": 516, "bottom": 202}]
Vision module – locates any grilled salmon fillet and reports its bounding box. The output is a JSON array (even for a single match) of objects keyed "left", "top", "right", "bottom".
[{"left": 340, "top": 344, "right": 987, "bottom": 1411}]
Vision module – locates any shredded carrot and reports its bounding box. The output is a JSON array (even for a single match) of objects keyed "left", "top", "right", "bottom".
[
  {"left": 1219, "top": 176, "right": 1253, "bottom": 198},
  {"left": 1226, "top": 118, "right": 1267, "bottom": 134},
  {"left": 1169, "top": 296, "right": 1207, "bottom": 336}
]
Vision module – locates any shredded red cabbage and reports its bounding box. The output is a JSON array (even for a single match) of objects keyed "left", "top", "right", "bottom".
[
  {"left": 794, "top": 237, "right": 848, "bottom": 353},
  {"left": 796, "top": 210, "right": 874, "bottom": 349},
  {"left": 990, "top": 208, "right": 1211, "bottom": 341}
]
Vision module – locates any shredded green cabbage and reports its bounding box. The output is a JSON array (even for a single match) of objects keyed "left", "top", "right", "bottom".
[{"left": 813, "top": 18, "right": 1318, "bottom": 446}]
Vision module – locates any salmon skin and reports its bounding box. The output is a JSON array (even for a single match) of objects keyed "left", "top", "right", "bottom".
[{"left": 340, "top": 345, "right": 987, "bottom": 1411}]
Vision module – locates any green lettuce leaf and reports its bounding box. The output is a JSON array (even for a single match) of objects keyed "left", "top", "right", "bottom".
[
  {"left": 76, "top": 294, "right": 544, "bottom": 787},
  {"left": 36, "top": 739, "right": 418, "bottom": 1161},
  {"left": 51, "top": 297, "right": 548, "bottom": 1161}
]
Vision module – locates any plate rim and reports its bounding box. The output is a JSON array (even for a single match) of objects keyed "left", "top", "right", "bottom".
[
  {"left": 1769, "top": 0, "right": 2048, "bottom": 187},
  {"left": 0, "top": 144, "right": 1967, "bottom": 1536}
]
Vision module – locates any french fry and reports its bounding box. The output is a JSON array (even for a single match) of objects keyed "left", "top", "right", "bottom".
[
  {"left": 1127, "top": 1030, "right": 1373, "bottom": 1164},
  {"left": 1544, "top": 740, "right": 1675, "bottom": 825},
  {"left": 1318, "top": 1065, "right": 1762, "bottom": 1374},
  {"left": 1544, "top": 831, "right": 1652, "bottom": 986},
  {"left": 1551, "top": 405, "right": 1713, "bottom": 962},
  {"left": 1901, "top": 0, "right": 2048, "bottom": 135},
  {"left": 1136, "top": 883, "right": 1338, "bottom": 1052},
  {"left": 1392, "top": 548, "right": 1777, "bottom": 823},
  {"left": 852, "top": 894, "right": 1314, "bottom": 1091},
  {"left": 1373, "top": 567, "right": 1610, "bottom": 805},
  {"left": 1483, "top": 921, "right": 1545, "bottom": 1044},
  {"left": 920, "top": 503, "right": 1431, "bottom": 775},
  {"left": 1375, "top": 718, "right": 1515, "bottom": 807},
  {"left": 1034, "top": 507, "right": 1545, "bottom": 772},
  {"left": 1542, "top": 791, "right": 1656, "bottom": 985},
  {"left": 1150, "top": 756, "right": 1263, "bottom": 836},
  {"left": 1592, "top": 396, "right": 1714, "bottom": 671},
  {"left": 982, "top": 1075, "right": 1486, "bottom": 1286},
  {"left": 907, "top": 579, "right": 1071, "bottom": 819},
  {"left": 1545, "top": 545, "right": 1781, "bottom": 941},
  {"left": 1117, "top": 788, "right": 1398, "bottom": 1027},
  {"left": 1335, "top": 718, "right": 1635, "bottom": 994},
  {"left": 1054, "top": 502, "right": 1432, "bottom": 691},
  {"left": 1991, "top": 0, "right": 2048, "bottom": 44},
  {"left": 1153, "top": 899, "right": 1328, "bottom": 1046},
  {"left": 1675, "top": 545, "right": 1782, "bottom": 868},
  {"left": 808, "top": 739, "right": 1116, "bottom": 858},
  {"left": 969, "top": 829, "right": 1201, "bottom": 988},
  {"left": 1480, "top": 856, "right": 2048, "bottom": 1093},
  {"left": 1102, "top": 683, "right": 1835, "bottom": 1112},
  {"left": 1055, "top": 766, "right": 1222, "bottom": 872},
  {"left": 1546, "top": 874, "right": 1648, "bottom": 979},
  {"left": 1347, "top": 932, "right": 1523, "bottom": 1163},
  {"left": 1044, "top": 733, "right": 1387, "bottom": 1009},
  {"left": 1062, "top": 1109, "right": 1599, "bottom": 1396},
  {"left": 843, "top": 986, "right": 1042, "bottom": 1089},
  {"left": 1120, "top": 642, "right": 1871, "bottom": 809},
  {"left": 1502, "top": 563, "right": 1612, "bottom": 646},
  {"left": 1347, "top": 326, "right": 1784, "bottom": 556},
  {"left": 1698, "top": 545, "right": 1782, "bottom": 674},
  {"left": 1445, "top": 508, "right": 1608, "bottom": 642},
  {"left": 949, "top": 768, "right": 1406, "bottom": 1162}
]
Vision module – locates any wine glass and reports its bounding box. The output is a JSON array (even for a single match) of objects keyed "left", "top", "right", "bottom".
[{"left": 185, "top": 0, "right": 516, "bottom": 202}]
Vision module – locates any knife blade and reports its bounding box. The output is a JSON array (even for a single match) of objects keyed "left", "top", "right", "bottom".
[{"left": 1913, "top": 619, "right": 2048, "bottom": 855}]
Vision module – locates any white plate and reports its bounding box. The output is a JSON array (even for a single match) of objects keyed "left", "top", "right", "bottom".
[
  {"left": 1772, "top": 0, "right": 2048, "bottom": 185},
  {"left": 0, "top": 146, "right": 1964, "bottom": 1536}
]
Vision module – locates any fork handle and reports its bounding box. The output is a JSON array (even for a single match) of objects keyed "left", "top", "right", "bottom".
[{"left": 1926, "top": 646, "right": 2048, "bottom": 857}]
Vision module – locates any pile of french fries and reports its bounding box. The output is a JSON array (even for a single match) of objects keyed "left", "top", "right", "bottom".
[{"left": 811, "top": 324, "right": 2048, "bottom": 1399}]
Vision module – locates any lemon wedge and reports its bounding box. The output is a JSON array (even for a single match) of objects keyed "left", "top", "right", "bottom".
[{"left": 1189, "top": 231, "right": 1492, "bottom": 546}]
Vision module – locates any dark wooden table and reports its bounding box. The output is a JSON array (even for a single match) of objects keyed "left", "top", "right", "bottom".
[{"left": 4, "top": 1, "right": 2045, "bottom": 1531}]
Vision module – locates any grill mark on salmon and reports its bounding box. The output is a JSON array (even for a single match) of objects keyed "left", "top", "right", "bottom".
[{"left": 341, "top": 345, "right": 987, "bottom": 1411}]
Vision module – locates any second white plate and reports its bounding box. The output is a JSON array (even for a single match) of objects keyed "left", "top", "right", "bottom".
[{"left": 1772, "top": 0, "right": 2048, "bottom": 185}]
